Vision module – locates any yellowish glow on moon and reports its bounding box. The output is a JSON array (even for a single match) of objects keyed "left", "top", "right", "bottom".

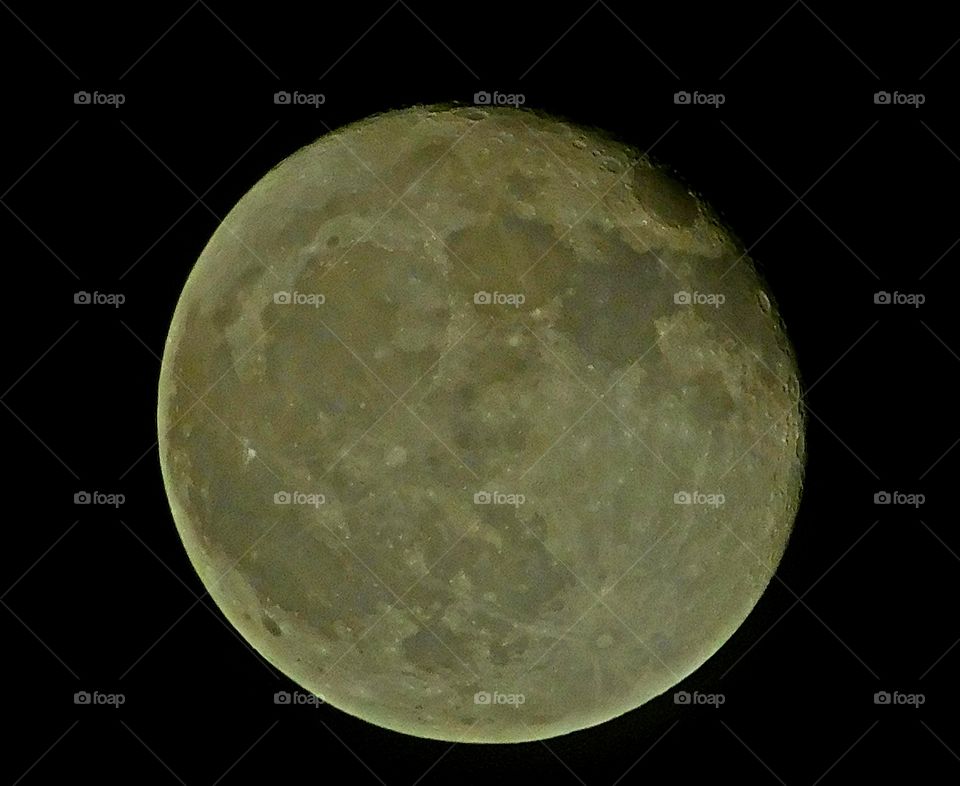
[{"left": 159, "top": 105, "right": 804, "bottom": 743}]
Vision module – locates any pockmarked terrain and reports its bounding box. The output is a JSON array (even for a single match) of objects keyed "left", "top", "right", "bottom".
[{"left": 159, "top": 105, "right": 805, "bottom": 743}]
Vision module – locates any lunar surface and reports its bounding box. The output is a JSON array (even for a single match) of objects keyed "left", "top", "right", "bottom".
[{"left": 158, "top": 105, "right": 804, "bottom": 743}]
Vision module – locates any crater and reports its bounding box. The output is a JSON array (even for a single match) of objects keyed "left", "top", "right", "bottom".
[{"left": 633, "top": 165, "right": 699, "bottom": 227}]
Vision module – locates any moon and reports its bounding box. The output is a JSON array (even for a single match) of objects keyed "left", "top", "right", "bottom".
[{"left": 158, "top": 105, "right": 804, "bottom": 743}]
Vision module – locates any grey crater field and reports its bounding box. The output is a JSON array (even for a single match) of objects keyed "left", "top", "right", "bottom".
[{"left": 158, "top": 104, "right": 805, "bottom": 743}]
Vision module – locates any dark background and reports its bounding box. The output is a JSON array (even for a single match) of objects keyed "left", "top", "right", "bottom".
[{"left": 0, "top": 1, "right": 956, "bottom": 782}]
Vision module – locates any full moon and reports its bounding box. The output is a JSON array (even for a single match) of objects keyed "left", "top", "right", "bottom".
[{"left": 158, "top": 105, "right": 804, "bottom": 743}]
